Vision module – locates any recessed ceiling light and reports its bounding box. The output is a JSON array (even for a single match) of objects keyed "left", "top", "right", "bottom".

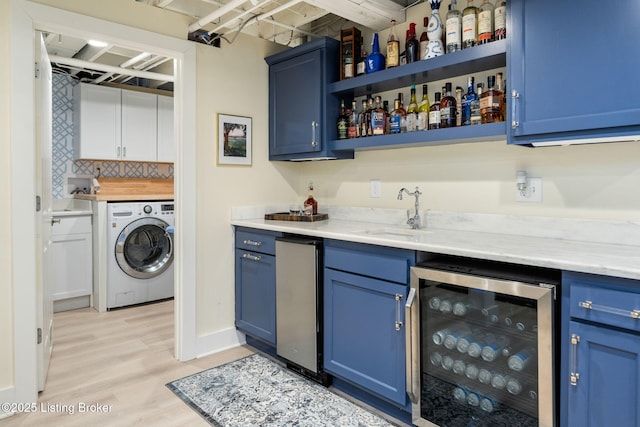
[{"left": 87, "top": 39, "right": 108, "bottom": 47}]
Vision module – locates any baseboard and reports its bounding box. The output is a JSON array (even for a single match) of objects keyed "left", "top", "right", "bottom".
[
  {"left": 0, "top": 386, "right": 16, "bottom": 419},
  {"left": 195, "top": 327, "right": 246, "bottom": 358}
]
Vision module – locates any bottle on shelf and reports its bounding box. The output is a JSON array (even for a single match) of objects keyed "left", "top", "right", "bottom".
[
  {"left": 303, "top": 182, "right": 318, "bottom": 215},
  {"left": 383, "top": 100, "right": 390, "bottom": 134},
  {"left": 337, "top": 99, "right": 348, "bottom": 140},
  {"left": 365, "top": 97, "right": 375, "bottom": 136},
  {"left": 406, "top": 22, "right": 420, "bottom": 63},
  {"left": 471, "top": 82, "right": 483, "bottom": 126},
  {"left": 357, "top": 99, "right": 368, "bottom": 137},
  {"left": 477, "top": 0, "right": 494, "bottom": 44},
  {"left": 356, "top": 36, "right": 367, "bottom": 76},
  {"left": 419, "top": 17, "right": 429, "bottom": 60},
  {"left": 445, "top": 0, "right": 462, "bottom": 53},
  {"left": 389, "top": 99, "right": 404, "bottom": 134},
  {"left": 480, "top": 74, "right": 504, "bottom": 124},
  {"left": 494, "top": 0, "right": 507, "bottom": 40},
  {"left": 497, "top": 72, "right": 505, "bottom": 121},
  {"left": 429, "top": 91, "right": 442, "bottom": 130},
  {"left": 440, "top": 82, "right": 457, "bottom": 128},
  {"left": 417, "top": 84, "right": 430, "bottom": 131},
  {"left": 348, "top": 100, "right": 358, "bottom": 139},
  {"left": 342, "top": 42, "right": 354, "bottom": 79},
  {"left": 406, "top": 85, "right": 419, "bottom": 131},
  {"left": 386, "top": 20, "right": 400, "bottom": 68},
  {"left": 398, "top": 92, "right": 408, "bottom": 133},
  {"left": 462, "top": 0, "right": 478, "bottom": 49},
  {"left": 365, "top": 33, "right": 386, "bottom": 73},
  {"left": 455, "top": 86, "right": 463, "bottom": 127},
  {"left": 508, "top": 347, "right": 536, "bottom": 372},
  {"left": 371, "top": 96, "right": 386, "bottom": 135},
  {"left": 461, "top": 76, "right": 477, "bottom": 126}
]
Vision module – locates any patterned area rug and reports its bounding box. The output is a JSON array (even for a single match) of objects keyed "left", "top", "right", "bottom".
[{"left": 166, "top": 353, "right": 397, "bottom": 427}]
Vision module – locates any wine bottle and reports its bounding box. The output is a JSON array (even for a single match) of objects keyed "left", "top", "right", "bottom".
[
  {"left": 477, "top": 0, "right": 494, "bottom": 44},
  {"left": 417, "top": 84, "right": 430, "bottom": 131},
  {"left": 337, "top": 99, "right": 348, "bottom": 140},
  {"left": 440, "top": 82, "right": 457, "bottom": 128},
  {"left": 405, "top": 22, "right": 420, "bottom": 63},
  {"left": 462, "top": 0, "right": 478, "bottom": 49},
  {"left": 494, "top": 0, "right": 507, "bottom": 40},
  {"left": 428, "top": 91, "right": 442, "bottom": 130},
  {"left": 406, "top": 85, "right": 419, "bottom": 132},
  {"left": 386, "top": 20, "right": 400, "bottom": 68}
]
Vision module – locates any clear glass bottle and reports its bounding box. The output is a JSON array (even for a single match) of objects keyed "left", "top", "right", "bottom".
[
  {"left": 440, "top": 82, "right": 457, "bottom": 128},
  {"left": 405, "top": 22, "right": 420, "bottom": 63},
  {"left": 428, "top": 91, "right": 442, "bottom": 130},
  {"left": 337, "top": 99, "right": 348, "bottom": 140},
  {"left": 419, "top": 17, "right": 429, "bottom": 60},
  {"left": 461, "top": 76, "right": 477, "bottom": 126},
  {"left": 371, "top": 96, "right": 386, "bottom": 135},
  {"left": 356, "top": 36, "right": 367, "bottom": 76},
  {"left": 494, "top": 0, "right": 507, "bottom": 40},
  {"left": 386, "top": 20, "right": 400, "bottom": 68},
  {"left": 455, "top": 86, "right": 463, "bottom": 127},
  {"left": 445, "top": 0, "right": 462, "bottom": 53},
  {"left": 365, "top": 97, "right": 374, "bottom": 136},
  {"left": 480, "top": 74, "right": 504, "bottom": 123},
  {"left": 357, "top": 99, "right": 368, "bottom": 137},
  {"left": 303, "top": 182, "right": 318, "bottom": 215},
  {"left": 348, "top": 100, "right": 358, "bottom": 138},
  {"left": 342, "top": 42, "right": 354, "bottom": 79},
  {"left": 398, "top": 92, "right": 408, "bottom": 133},
  {"left": 462, "top": 0, "right": 478, "bottom": 49},
  {"left": 417, "top": 84, "right": 430, "bottom": 131},
  {"left": 471, "top": 82, "right": 483, "bottom": 125},
  {"left": 477, "top": 0, "right": 494, "bottom": 44},
  {"left": 406, "top": 85, "right": 419, "bottom": 131}
]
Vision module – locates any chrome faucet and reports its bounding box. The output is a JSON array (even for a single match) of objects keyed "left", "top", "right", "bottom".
[{"left": 397, "top": 186, "right": 422, "bottom": 229}]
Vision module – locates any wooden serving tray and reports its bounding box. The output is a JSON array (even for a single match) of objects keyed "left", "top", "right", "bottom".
[{"left": 264, "top": 212, "right": 329, "bottom": 222}]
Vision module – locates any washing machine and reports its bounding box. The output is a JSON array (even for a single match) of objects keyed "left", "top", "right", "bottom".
[{"left": 107, "top": 201, "right": 174, "bottom": 309}]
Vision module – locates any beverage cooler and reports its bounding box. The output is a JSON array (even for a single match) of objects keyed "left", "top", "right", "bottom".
[{"left": 406, "top": 255, "right": 561, "bottom": 427}]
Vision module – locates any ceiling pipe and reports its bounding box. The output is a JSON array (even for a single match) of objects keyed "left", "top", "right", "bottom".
[
  {"left": 188, "top": 0, "right": 250, "bottom": 33},
  {"left": 49, "top": 54, "right": 175, "bottom": 82}
]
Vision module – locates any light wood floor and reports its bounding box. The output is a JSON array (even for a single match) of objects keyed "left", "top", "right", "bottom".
[{"left": 3, "top": 300, "right": 254, "bottom": 427}]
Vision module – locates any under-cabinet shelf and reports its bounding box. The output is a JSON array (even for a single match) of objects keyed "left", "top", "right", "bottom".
[
  {"left": 330, "top": 122, "right": 506, "bottom": 152},
  {"left": 329, "top": 39, "right": 507, "bottom": 98}
]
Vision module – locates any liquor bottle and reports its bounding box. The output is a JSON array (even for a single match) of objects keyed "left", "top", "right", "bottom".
[
  {"left": 445, "top": 0, "right": 462, "bottom": 53},
  {"left": 356, "top": 36, "right": 367, "bottom": 76},
  {"left": 417, "top": 84, "right": 430, "bottom": 131},
  {"left": 398, "top": 92, "right": 408, "bottom": 133},
  {"left": 383, "top": 100, "right": 390, "bottom": 134},
  {"left": 461, "top": 76, "right": 477, "bottom": 126},
  {"left": 462, "top": 0, "right": 478, "bottom": 49},
  {"left": 386, "top": 20, "right": 400, "bottom": 68},
  {"left": 419, "top": 17, "right": 429, "bottom": 60},
  {"left": 348, "top": 100, "right": 358, "bottom": 138},
  {"left": 480, "top": 74, "right": 503, "bottom": 123},
  {"left": 342, "top": 42, "right": 354, "bottom": 79},
  {"left": 406, "top": 85, "right": 419, "bottom": 131},
  {"left": 337, "top": 99, "right": 348, "bottom": 140},
  {"left": 357, "top": 99, "right": 368, "bottom": 137},
  {"left": 440, "top": 82, "right": 457, "bottom": 128},
  {"left": 389, "top": 99, "right": 404, "bottom": 134},
  {"left": 471, "top": 82, "right": 483, "bottom": 125},
  {"left": 455, "top": 86, "right": 463, "bottom": 127},
  {"left": 365, "top": 34, "right": 385, "bottom": 73},
  {"left": 303, "top": 182, "right": 318, "bottom": 215},
  {"left": 405, "top": 23, "right": 420, "bottom": 63},
  {"left": 496, "top": 72, "right": 505, "bottom": 121},
  {"left": 428, "top": 91, "right": 442, "bottom": 130},
  {"left": 371, "top": 96, "right": 386, "bottom": 135},
  {"left": 494, "top": 0, "right": 507, "bottom": 40},
  {"left": 477, "top": 0, "right": 494, "bottom": 44},
  {"left": 365, "top": 97, "right": 374, "bottom": 136}
]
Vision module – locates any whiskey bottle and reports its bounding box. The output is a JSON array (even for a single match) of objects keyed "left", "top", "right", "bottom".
[
  {"left": 337, "top": 99, "right": 348, "bottom": 140},
  {"left": 405, "top": 22, "right": 420, "bottom": 63},
  {"left": 455, "top": 86, "right": 463, "bottom": 127},
  {"left": 440, "top": 82, "right": 457, "bottom": 128},
  {"left": 480, "top": 74, "right": 504, "bottom": 123},
  {"left": 389, "top": 99, "right": 403, "bottom": 134},
  {"left": 356, "top": 36, "right": 367, "bottom": 76},
  {"left": 446, "top": 0, "right": 462, "bottom": 53},
  {"left": 417, "top": 84, "right": 430, "bottom": 131},
  {"left": 471, "top": 82, "right": 483, "bottom": 125},
  {"left": 365, "top": 97, "right": 374, "bottom": 136},
  {"left": 494, "top": 0, "right": 507, "bottom": 40},
  {"left": 462, "top": 0, "right": 478, "bottom": 49},
  {"left": 357, "top": 99, "right": 368, "bottom": 137},
  {"left": 386, "top": 20, "right": 400, "bottom": 68},
  {"left": 348, "top": 100, "right": 358, "bottom": 138},
  {"left": 477, "top": 0, "right": 494, "bottom": 44},
  {"left": 461, "top": 76, "right": 477, "bottom": 126},
  {"left": 371, "top": 96, "right": 386, "bottom": 135},
  {"left": 428, "top": 91, "right": 442, "bottom": 130}
]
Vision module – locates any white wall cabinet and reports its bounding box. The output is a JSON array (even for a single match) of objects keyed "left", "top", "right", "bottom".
[
  {"left": 51, "top": 215, "right": 92, "bottom": 310},
  {"left": 73, "top": 83, "right": 174, "bottom": 163}
]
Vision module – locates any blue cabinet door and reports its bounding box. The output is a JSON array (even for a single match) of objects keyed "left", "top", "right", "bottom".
[
  {"left": 324, "top": 267, "right": 407, "bottom": 406},
  {"left": 568, "top": 321, "right": 640, "bottom": 427},
  {"left": 235, "top": 250, "right": 276, "bottom": 345},
  {"left": 508, "top": 0, "right": 640, "bottom": 145}
]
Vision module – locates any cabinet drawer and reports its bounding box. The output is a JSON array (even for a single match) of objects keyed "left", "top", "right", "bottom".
[
  {"left": 325, "top": 239, "right": 415, "bottom": 284},
  {"left": 52, "top": 215, "right": 92, "bottom": 236},
  {"left": 235, "top": 227, "right": 281, "bottom": 255},
  {"left": 568, "top": 272, "right": 640, "bottom": 333}
]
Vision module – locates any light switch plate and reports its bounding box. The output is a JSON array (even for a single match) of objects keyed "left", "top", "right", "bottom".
[{"left": 370, "top": 179, "right": 381, "bottom": 198}]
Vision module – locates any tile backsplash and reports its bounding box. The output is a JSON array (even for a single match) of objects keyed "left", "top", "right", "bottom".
[{"left": 52, "top": 73, "right": 173, "bottom": 199}]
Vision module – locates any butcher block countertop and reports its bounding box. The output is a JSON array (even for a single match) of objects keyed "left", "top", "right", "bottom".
[{"left": 73, "top": 177, "right": 174, "bottom": 201}]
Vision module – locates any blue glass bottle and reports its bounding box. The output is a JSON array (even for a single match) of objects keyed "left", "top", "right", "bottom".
[
  {"left": 365, "top": 33, "right": 385, "bottom": 74},
  {"left": 461, "top": 76, "right": 477, "bottom": 126}
]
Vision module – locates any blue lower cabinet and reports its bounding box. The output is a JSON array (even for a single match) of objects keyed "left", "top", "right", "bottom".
[
  {"left": 567, "top": 320, "right": 640, "bottom": 427},
  {"left": 323, "top": 267, "right": 408, "bottom": 406}
]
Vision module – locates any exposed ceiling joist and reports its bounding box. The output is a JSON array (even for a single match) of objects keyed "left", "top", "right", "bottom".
[{"left": 49, "top": 55, "right": 175, "bottom": 82}]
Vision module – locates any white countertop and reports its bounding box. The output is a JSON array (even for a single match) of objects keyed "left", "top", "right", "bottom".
[{"left": 231, "top": 207, "right": 640, "bottom": 282}]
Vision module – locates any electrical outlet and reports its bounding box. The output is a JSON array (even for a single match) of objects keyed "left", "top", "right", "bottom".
[
  {"left": 516, "top": 177, "right": 542, "bottom": 202},
  {"left": 370, "top": 179, "right": 381, "bottom": 198}
]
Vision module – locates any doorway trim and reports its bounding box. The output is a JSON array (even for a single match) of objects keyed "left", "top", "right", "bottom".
[{"left": 10, "top": 0, "right": 197, "bottom": 403}]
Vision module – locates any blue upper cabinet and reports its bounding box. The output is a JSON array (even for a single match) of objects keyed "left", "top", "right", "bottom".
[
  {"left": 266, "top": 37, "right": 353, "bottom": 161},
  {"left": 508, "top": 0, "right": 640, "bottom": 146}
]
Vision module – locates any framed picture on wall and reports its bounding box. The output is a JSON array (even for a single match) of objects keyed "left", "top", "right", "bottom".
[{"left": 217, "top": 113, "right": 252, "bottom": 166}]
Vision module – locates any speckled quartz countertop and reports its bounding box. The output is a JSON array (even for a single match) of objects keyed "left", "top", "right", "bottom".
[{"left": 231, "top": 206, "right": 640, "bottom": 281}]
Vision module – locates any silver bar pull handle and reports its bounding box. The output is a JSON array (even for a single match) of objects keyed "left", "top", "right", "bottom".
[
  {"left": 311, "top": 121, "right": 318, "bottom": 147},
  {"left": 243, "top": 239, "right": 262, "bottom": 247},
  {"left": 579, "top": 300, "right": 640, "bottom": 319},
  {"left": 511, "top": 90, "right": 520, "bottom": 129},
  {"left": 570, "top": 334, "right": 580, "bottom": 386},
  {"left": 405, "top": 288, "right": 419, "bottom": 403},
  {"left": 242, "top": 253, "right": 262, "bottom": 262},
  {"left": 117, "top": 146, "right": 121, "bottom": 158},
  {"left": 51, "top": 218, "right": 61, "bottom": 226},
  {"left": 395, "top": 293, "right": 403, "bottom": 331},
  {"left": 123, "top": 146, "right": 126, "bottom": 158}
]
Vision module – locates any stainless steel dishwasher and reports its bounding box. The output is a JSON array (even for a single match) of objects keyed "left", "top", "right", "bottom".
[{"left": 275, "top": 236, "right": 329, "bottom": 384}]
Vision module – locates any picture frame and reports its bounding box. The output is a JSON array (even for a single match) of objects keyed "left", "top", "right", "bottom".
[{"left": 217, "top": 113, "right": 252, "bottom": 166}]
